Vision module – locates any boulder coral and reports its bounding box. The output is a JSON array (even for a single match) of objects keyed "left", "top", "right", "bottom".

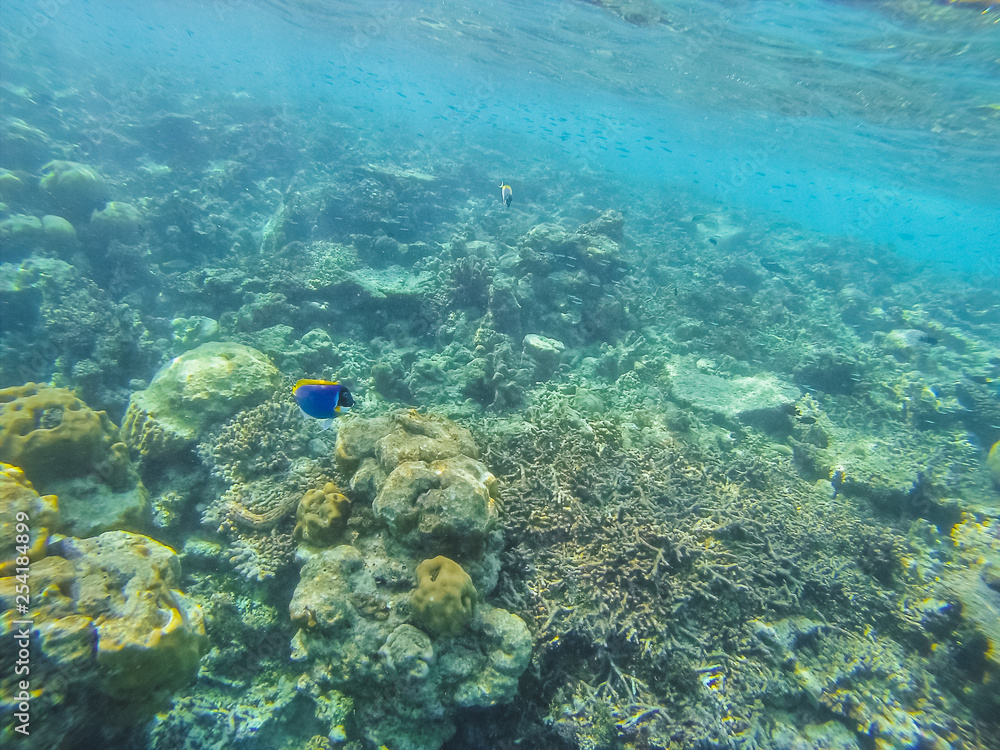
[
  {"left": 123, "top": 342, "right": 281, "bottom": 457},
  {"left": 294, "top": 482, "right": 350, "bottom": 547},
  {"left": 38, "top": 160, "right": 109, "bottom": 220},
  {"left": 289, "top": 543, "right": 531, "bottom": 750},
  {"left": 0, "top": 530, "right": 206, "bottom": 745},
  {"left": 410, "top": 555, "right": 478, "bottom": 636},
  {"left": 0, "top": 382, "right": 120, "bottom": 484},
  {"left": 335, "top": 409, "right": 502, "bottom": 589}
]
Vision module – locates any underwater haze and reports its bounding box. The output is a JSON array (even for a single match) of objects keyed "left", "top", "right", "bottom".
[{"left": 2, "top": 0, "right": 1000, "bottom": 749}]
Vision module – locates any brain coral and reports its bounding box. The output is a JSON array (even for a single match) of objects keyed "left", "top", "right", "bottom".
[
  {"left": 410, "top": 556, "right": 478, "bottom": 636},
  {"left": 123, "top": 342, "right": 281, "bottom": 457},
  {"left": 294, "top": 482, "right": 351, "bottom": 547},
  {"left": 0, "top": 383, "right": 120, "bottom": 485}
]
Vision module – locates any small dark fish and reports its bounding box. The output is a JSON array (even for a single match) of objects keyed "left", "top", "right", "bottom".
[
  {"left": 293, "top": 379, "right": 354, "bottom": 430},
  {"left": 759, "top": 257, "right": 788, "bottom": 274}
]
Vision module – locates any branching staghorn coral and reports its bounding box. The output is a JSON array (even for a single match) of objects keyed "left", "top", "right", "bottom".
[{"left": 473, "top": 386, "right": 932, "bottom": 746}]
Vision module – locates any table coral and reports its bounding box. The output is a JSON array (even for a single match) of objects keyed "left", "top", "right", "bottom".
[
  {"left": 410, "top": 556, "right": 478, "bottom": 636},
  {"left": 294, "top": 481, "right": 350, "bottom": 547}
]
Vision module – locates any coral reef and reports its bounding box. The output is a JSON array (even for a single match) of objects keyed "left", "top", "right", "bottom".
[
  {"left": 410, "top": 555, "right": 478, "bottom": 636},
  {"left": 2, "top": 42, "right": 999, "bottom": 750},
  {"left": 287, "top": 411, "right": 531, "bottom": 749}
]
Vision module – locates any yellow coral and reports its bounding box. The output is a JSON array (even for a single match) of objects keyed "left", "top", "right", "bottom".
[
  {"left": 0, "top": 383, "right": 119, "bottom": 485},
  {"left": 294, "top": 482, "right": 351, "bottom": 546},
  {"left": 0, "top": 462, "right": 58, "bottom": 575},
  {"left": 410, "top": 555, "right": 478, "bottom": 636}
]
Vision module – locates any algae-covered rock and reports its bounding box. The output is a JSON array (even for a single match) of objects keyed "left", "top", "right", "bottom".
[
  {"left": 170, "top": 315, "right": 220, "bottom": 350},
  {"left": 379, "top": 624, "right": 434, "bottom": 679},
  {"left": 289, "top": 544, "right": 389, "bottom": 685},
  {"left": 90, "top": 200, "right": 143, "bottom": 245},
  {"left": 335, "top": 409, "right": 479, "bottom": 487},
  {"left": 374, "top": 455, "right": 499, "bottom": 557},
  {"left": 410, "top": 555, "right": 478, "bottom": 636},
  {"left": 453, "top": 606, "right": 532, "bottom": 707},
  {"left": 123, "top": 342, "right": 281, "bottom": 457},
  {"left": 58, "top": 532, "right": 207, "bottom": 711},
  {"left": 0, "top": 213, "right": 44, "bottom": 258},
  {"left": 667, "top": 359, "right": 800, "bottom": 432},
  {"left": 289, "top": 541, "right": 532, "bottom": 750},
  {"left": 523, "top": 333, "right": 565, "bottom": 381},
  {"left": 41, "top": 214, "right": 77, "bottom": 249},
  {"left": 0, "top": 168, "right": 25, "bottom": 203}
]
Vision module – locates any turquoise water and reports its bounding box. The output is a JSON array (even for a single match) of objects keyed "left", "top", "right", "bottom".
[
  {"left": 2, "top": 1, "right": 1000, "bottom": 749},
  {"left": 5, "top": 0, "right": 999, "bottom": 270}
]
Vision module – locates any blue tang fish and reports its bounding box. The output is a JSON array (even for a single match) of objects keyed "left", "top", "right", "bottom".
[{"left": 293, "top": 379, "right": 354, "bottom": 430}]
